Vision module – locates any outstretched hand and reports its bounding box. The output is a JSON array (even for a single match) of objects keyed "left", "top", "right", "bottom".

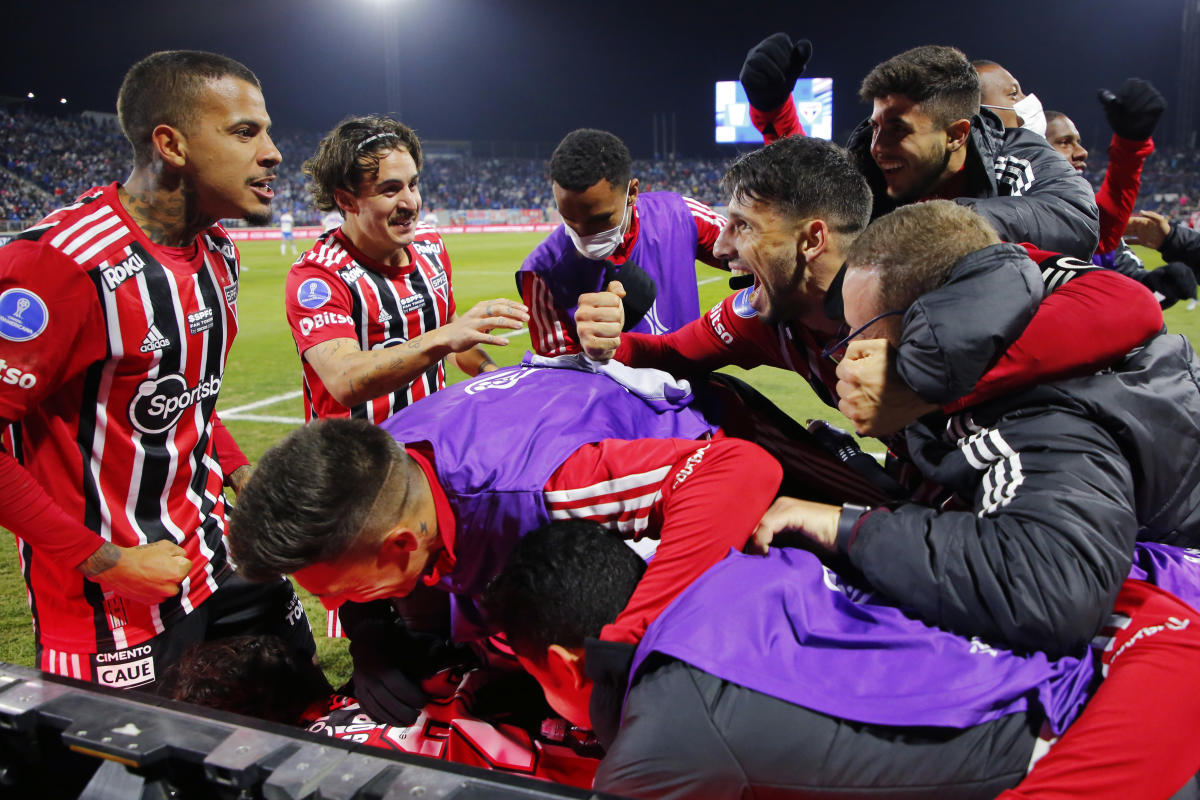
[
  {"left": 1098, "top": 78, "right": 1165, "bottom": 142},
  {"left": 436, "top": 298, "right": 528, "bottom": 352},
  {"left": 747, "top": 496, "right": 841, "bottom": 554},
  {"left": 740, "top": 33, "right": 813, "bottom": 111},
  {"left": 1124, "top": 211, "right": 1171, "bottom": 251},
  {"left": 576, "top": 280, "right": 626, "bottom": 362}
]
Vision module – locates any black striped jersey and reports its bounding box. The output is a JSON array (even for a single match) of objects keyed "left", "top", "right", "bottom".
[
  {"left": 285, "top": 226, "right": 456, "bottom": 422},
  {"left": 0, "top": 184, "right": 237, "bottom": 653}
]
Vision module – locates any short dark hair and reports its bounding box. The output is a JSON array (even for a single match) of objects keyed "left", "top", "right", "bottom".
[
  {"left": 859, "top": 45, "right": 980, "bottom": 128},
  {"left": 845, "top": 199, "right": 1000, "bottom": 311},
  {"left": 117, "top": 50, "right": 261, "bottom": 168},
  {"left": 304, "top": 115, "right": 424, "bottom": 212},
  {"left": 228, "top": 419, "right": 416, "bottom": 581},
  {"left": 161, "top": 635, "right": 332, "bottom": 724},
  {"left": 549, "top": 129, "right": 632, "bottom": 192},
  {"left": 1044, "top": 110, "right": 1068, "bottom": 126},
  {"left": 482, "top": 520, "right": 645, "bottom": 660},
  {"left": 721, "top": 135, "right": 872, "bottom": 234}
]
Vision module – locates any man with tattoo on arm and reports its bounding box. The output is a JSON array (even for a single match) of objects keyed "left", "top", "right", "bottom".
[
  {"left": 286, "top": 116, "right": 528, "bottom": 424},
  {"left": 0, "top": 51, "right": 315, "bottom": 691}
]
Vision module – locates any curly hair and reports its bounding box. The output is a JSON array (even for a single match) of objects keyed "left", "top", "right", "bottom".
[{"left": 303, "top": 115, "right": 423, "bottom": 212}]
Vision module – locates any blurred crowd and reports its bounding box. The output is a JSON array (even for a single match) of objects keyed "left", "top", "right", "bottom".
[{"left": 2, "top": 106, "right": 1198, "bottom": 228}]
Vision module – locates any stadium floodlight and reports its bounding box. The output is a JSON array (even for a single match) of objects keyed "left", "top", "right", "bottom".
[
  {"left": 26, "top": 92, "right": 34, "bottom": 99},
  {"left": 59, "top": 98, "right": 67, "bottom": 104}
]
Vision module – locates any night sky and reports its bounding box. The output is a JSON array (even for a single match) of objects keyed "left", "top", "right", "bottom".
[{"left": 1, "top": 0, "right": 1187, "bottom": 157}]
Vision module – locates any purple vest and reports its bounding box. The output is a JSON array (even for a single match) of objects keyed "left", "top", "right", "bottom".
[
  {"left": 632, "top": 548, "right": 1095, "bottom": 734},
  {"left": 380, "top": 356, "right": 716, "bottom": 612},
  {"left": 1129, "top": 542, "right": 1200, "bottom": 609},
  {"left": 518, "top": 192, "right": 702, "bottom": 335}
]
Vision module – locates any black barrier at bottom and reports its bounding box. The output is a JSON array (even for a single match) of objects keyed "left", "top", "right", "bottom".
[{"left": 0, "top": 662, "right": 619, "bottom": 799}]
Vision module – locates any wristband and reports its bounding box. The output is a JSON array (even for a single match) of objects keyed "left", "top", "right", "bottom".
[{"left": 836, "top": 503, "right": 870, "bottom": 554}]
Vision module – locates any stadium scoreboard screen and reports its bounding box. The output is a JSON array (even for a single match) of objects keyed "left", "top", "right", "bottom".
[{"left": 715, "top": 78, "right": 833, "bottom": 143}]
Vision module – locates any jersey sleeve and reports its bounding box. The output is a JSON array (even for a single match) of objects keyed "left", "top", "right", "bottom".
[
  {"left": 0, "top": 239, "right": 108, "bottom": 564},
  {"left": 680, "top": 196, "right": 727, "bottom": 269},
  {"left": 846, "top": 411, "right": 1137, "bottom": 658},
  {"left": 284, "top": 262, "right": 360, "bottom": 358},
  {"left": 211, "top": 414, "right": 249, "bottom": 476},
  {"left": 948, "top": 265, "right": 1163, "bottom": 413},
  {"left": 616, "top": 292, "right": 791, "bottom": 375},
  {"left": 749, "top": 99, "right": 807, "bottom": 145},
  {"left": 0, "top": 239, "right": 106, "bottom": 422},
  {"left": 1096, "top": 135, "right": 1154, "bottom": 254},
  {"left": 546, "top": 437, "right": 782, "bottom": 645},
  {"left": 520, "top": 271, "right": 579, "bottom": 357}
]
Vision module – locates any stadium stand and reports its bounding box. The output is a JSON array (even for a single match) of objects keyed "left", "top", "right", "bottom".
[
  {"left": 4, "top": 106, "right": 1198, "bottom": 230},
  {"left": 1, "top": 107, "right": 728, "bottom": 229}
]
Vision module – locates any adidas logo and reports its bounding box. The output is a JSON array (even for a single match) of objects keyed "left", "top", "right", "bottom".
[
  {"left": 139, "top": 324, "right": 171, "bottom": 353},
  {"left": 377, "top": 309, "right": 393, "bottom": 324}
]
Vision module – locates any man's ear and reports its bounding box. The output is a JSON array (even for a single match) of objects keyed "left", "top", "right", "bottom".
[
  {"left": 378, "top": 527, "right": 420, "bottom": 562},
  {"left": 797, "top": 218, "right": 830, "bottom": 262},
  {"left": 333, "top": 187, "right": 358, "bottom": 216},
  {"left": 627, "top": 177, "right": 640, "bottom": 203},
  {"left": 152, "top": 124, "right": 187, "bottom": 169},
  {"left": 946, "top": 118, "right": 971, "bottom": 152},
  {"left": 547, "top": 643, "right": 587, "bottom": 690}
]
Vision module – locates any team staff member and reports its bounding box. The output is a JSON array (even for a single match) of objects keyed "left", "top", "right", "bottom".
[
  {"left": 518, "top": 129, "right": 727, "bottom": 357},
  {"left": 228, "top": 360, "right": 780, "bottom": 724},
  {"left": 577, "top": 136, "right": 1162, "bottom": 438},
  {"left": 744, "top": 39, "right": 1099, "bottom": 259},
  {"left": 287, "top": 116, "right": 528, "bottom": 423},
  {"left": 0, "top": 51, "right": 314, "bottom": 689},
  {"left": 486, "top": 522, "right": 1200, "bottom": 799}
]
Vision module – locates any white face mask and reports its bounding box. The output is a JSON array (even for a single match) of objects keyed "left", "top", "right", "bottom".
[
  {"left": 563, "top": 182, "right": 632, "bottom": 260},
  {"left": 984, "top": 94, "right": 1047, "bottom": 138},
  {"left": 1013, "top": 93, "right": 1046, "bottom": 137}
]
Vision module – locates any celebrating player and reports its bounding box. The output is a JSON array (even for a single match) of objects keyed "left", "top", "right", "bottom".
[
  {"left": 0, "top": 50, "right": 315, "bottom": 690},
  {"left": 286, "top": 116, "right": 528, "bottom": 422}
]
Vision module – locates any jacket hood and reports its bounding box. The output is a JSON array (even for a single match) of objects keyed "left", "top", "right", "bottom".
[{"left": 895, "top": 242, "right": 1043, "bottom": 404}]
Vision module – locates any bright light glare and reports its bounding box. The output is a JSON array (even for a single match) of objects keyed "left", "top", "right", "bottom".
[{"left": 26, "top": 92, "right": 34, "bottom": 99}]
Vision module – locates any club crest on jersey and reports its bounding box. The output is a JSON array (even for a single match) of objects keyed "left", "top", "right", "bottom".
[
  {"left": 140, "top": 325, "right": 172, "bottom": 353},
  {"left": 0, "top": 288, "right": 49, "bottom": 342},
  {"left": 224, "top": 281, "right": 239, "bottom": 305},
  {"left": 429, "top": 270, "right": 449, "bottom": 302},
  {"left": 128, "top": 373, "right": 221, "bottom": 434},
  {"left": 731, "top": 287, "right": 757, "bottom": 319},
  {"left": 100, "top": 251, "right": 149, "bottom": 292},
  {"left": 298, "top": 278, "right": 332, "bottom": 309}
]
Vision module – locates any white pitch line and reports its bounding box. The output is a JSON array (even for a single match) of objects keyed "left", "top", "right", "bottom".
[
  {"left": 220, "top": 390, "right": 303, "bottom": 415},
  {"left": 698, "top": 275, "right": 727, "bottom": 286},
  {"left": 499, "top": 327, "right": 529, "bottom": 340},
  {"left": 223, "top": 413, "right": 306, "bottom": 425}
]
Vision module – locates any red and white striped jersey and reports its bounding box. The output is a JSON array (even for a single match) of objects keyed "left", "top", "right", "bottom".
[
  {"left": 522, "top": 195, "right": 727, "bottom": 357},
  {"left": 542, "top": 435, "right": 780, "bottom": 644},
  {"left": 0, "top": 183, "right": 238, "bottom": 653},
  {"left": 286, "top": 226, "right": 456, "bottom": 422}
]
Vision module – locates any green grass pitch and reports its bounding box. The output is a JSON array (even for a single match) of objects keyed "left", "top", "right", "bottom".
[{"left": 0, "top": 235, "right": 1190, "bottom": 688}]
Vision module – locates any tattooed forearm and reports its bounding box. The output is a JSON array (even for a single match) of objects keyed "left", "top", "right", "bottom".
[{"left": 79, "top": 542, "right": 121, "bottom": 576}]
